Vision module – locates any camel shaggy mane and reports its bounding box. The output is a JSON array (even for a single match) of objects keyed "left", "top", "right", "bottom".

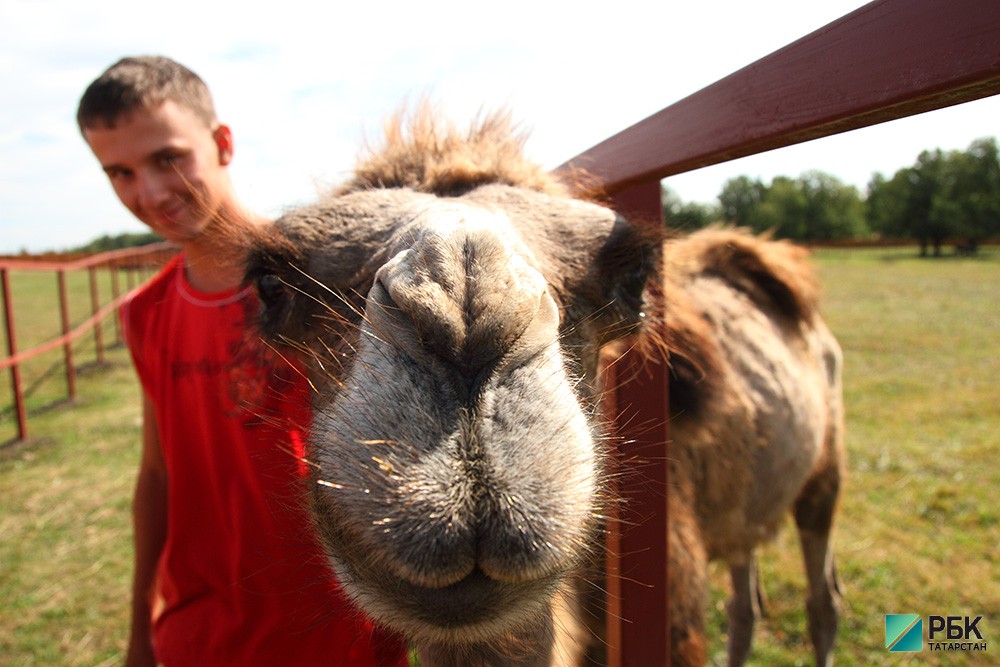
[{"left": 338, "top": 104, "right": 569, "bottom": 198}]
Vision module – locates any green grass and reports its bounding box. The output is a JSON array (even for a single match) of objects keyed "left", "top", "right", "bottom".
[
  {"left": 0, "top": 349, "right": 140, "bottom": 665},
  {"left": 2, "top": 247, "right": 998, "bottom": 665}
]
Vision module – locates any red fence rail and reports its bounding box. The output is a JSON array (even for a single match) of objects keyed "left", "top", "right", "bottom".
[
  {"left": 1, "top": 242, "right": 176, "bottom": 442},
  {"left": 556, "top": 0, "right": 1000, "bottom": 664}
]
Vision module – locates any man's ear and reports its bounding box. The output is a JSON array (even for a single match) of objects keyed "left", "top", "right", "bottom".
[{"left": 214, "top": 124, "right": 234, "bottom": 165}]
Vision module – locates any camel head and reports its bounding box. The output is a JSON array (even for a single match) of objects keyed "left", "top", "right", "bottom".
[{"left": 245, "top": 109, "right": 660, "bottom": 651}]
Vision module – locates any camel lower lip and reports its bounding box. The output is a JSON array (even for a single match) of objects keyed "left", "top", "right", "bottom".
[
  {"left": 403, "top": 569, "right": 499, "bottom": 626},
  {"left": 392, "top": 568, "right": 551, "bottom": 629}
]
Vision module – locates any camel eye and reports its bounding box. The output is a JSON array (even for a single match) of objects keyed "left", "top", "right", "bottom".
[
  {"left": 614, "top": 250, "right": 652, "bottom": 316},
  {"left": 254, "top": 273, "right": 288, "bottom": 309},
  {"left": 621, "top": 264, "right": 648, "bottom": 309}
]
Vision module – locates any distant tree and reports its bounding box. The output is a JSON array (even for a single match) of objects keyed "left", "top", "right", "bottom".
[
  {"left": 74, "top": 231, "right": 164, "bottom": 253},
  {"left": 746, "top": 176, "right": 808, "bottom": 238},
  {"left": 866, "top": 172, "right": 906, "bottom": 238},
  {"left": 720, "top": 171, "right": 867, "bottom": 241},
  {"left": 795, "top": 171, "right": 868, "bottom": 241},
  {"left": 868, "top": 153, "right": 943, "bottom": 255},
  {"left": 932, "top": 137, "right": 1000, "bottom": 251},
  {"left": 868, "top": 138, "right": 1000, "bottom": 256},
  {"left": 911, "top": 149, "right": 956, "bottom": 256},
  {"left": 719, "top": 175, "right": 767, "bottom": 226},
  {"left": 662, "top": 186, "right": 720, "bottom": 230}
]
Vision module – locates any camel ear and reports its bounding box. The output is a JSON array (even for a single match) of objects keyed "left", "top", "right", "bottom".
[
  {"left": 252, "top": 272, "right": 293, "bottom": 326},
  {"left": 244, "top": 229, "right": 301, "bottom": 341}
]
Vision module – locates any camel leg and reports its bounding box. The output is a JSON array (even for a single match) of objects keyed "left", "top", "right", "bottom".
[
  {"left": 793, "top": 466, "right": 843, "bottom": 667},
  {"left": 754, "top": 559, "right": 768, "bottom": 618},
  {"left": 726, "top": 555, "right": 762, "bottom": 667},
  {"left": 669, "top": 502, "right": 709, "bottom": 667}
]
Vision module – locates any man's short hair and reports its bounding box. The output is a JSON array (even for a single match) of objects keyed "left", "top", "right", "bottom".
[{"left": 77, "top": 55, "right": 217, "bottom": 131}]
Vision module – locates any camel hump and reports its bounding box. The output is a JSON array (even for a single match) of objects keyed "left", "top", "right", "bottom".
[
  {"left": 338, "top": 101, "right": 568, "bottom": 198},
  {"left": 678, "top": 227, "right": 821, "bottom": 325}
]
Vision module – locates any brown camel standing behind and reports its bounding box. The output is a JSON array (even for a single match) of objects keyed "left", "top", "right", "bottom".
[{"left": 658, "top": 229, "right": 845, "bottom": 666}]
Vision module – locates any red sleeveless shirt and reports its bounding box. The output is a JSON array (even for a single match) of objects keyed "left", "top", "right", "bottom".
[{"left": 122, "top": 255, "right": 406, "bottom": 666}]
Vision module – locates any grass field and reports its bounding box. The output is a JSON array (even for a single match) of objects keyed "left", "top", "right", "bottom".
[{"left": 1, "top": 247, "right": 997, "bottom": 665}]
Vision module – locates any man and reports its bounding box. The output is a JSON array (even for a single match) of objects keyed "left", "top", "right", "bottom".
[{"left": 78, "top": 56, "right": 406, "bottom": 666}]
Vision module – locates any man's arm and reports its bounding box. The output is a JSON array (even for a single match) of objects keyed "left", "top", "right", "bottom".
[{"left": 125, "top": 395, "right": 168, "bottom": 667}]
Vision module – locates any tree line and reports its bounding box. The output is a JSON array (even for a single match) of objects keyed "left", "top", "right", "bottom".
[
  {"left": 72, "top": 231, "right": 164, "bottom": 253},
  {"left": 664, "top": 137, "right": 1000, "bottom": 254}
]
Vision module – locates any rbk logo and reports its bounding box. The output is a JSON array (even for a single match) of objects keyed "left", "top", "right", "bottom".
[{"left": 885, "top": 614, "right": 923, "bottom": 652}]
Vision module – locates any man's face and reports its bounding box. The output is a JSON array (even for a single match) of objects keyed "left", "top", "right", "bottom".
[{"left": 83, "top": 100, "right": 233, "bottom": 244}]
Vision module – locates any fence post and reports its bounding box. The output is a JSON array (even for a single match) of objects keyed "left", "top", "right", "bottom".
[
  {"left": 2, "top": 268, "right": 28, "bottom": 441},
  {"left": 605, "top": 181, "right": 671, "bottom": 667},
  {"left": 110, "top": 259, "right": 122, "bottom": 344},
  {"left": 57, "top": 270, "right": 77, "bottom": 400},
  {"left": 89, "top": 266, "right": 105, "bottom": 364}
]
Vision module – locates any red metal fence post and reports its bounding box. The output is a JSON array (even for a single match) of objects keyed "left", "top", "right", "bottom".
[
  {"left": 604, "top": 181, "right": 670, "bottom": 667},
  {"left": 89, "top": 266, "right": 105, "bottom": 364},
  {"left": 57, "top": 270, "right": 77, "bottom": 400},
  {"left": 2, "top": 268, "right": 28, "bottom": 441},
  {"left": 110, "top": 260, "right": 122, "bottom": 344}
]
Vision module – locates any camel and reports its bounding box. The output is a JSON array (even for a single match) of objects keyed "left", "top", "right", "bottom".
[{"left": 244, "top": 108, "right": 845, "bottom": 666}]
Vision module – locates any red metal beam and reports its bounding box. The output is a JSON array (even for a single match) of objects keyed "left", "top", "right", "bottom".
[
  {"left": 111, "top": 262, "right": 123, "bottom": 344},
  {"left": 57, "top": 270, "right": 78, "bottom": 399},
  {"left": 2, "top": 268, "right": 28, "bottom": 440},
  {"left": 604, "top": 181, "right": 670, "bottom": 667},
  {"left": 0, "top": 241, "right": 175, "bottom": 272},
  {"left": 89, "top": 267, "right": 106, "bottom": 364},
  {"left": 560, "top": 0, "right": 1000, "bottom": 194}
]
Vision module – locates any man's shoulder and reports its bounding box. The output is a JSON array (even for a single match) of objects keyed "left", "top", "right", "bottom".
[
  {"left": 125, "top": 254, "right": 183, "bottom": 310},
  {"left": 120, "top": 254, "right": 184, "bottom": 341}
]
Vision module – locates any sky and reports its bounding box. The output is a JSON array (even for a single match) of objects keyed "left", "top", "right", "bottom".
[{"left": 2, "top": 0, "right": 999, "bottom": 254}]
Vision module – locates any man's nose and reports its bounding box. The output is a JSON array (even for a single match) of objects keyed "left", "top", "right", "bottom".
[{"left": 136, "top": 171, "right": 173, "bottom": 210}]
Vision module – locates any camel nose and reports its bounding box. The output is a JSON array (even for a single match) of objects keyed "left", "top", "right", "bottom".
[{"left": 367, "top": 209, "right": 559, "bottom": 381}]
